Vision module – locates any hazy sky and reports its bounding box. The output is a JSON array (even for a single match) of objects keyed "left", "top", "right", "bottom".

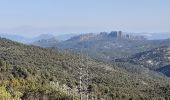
[{"left": 0, "top": 0, "right": 170, "bottom": 37}]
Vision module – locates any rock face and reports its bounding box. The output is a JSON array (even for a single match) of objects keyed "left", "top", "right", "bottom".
[
  {"left": 67, "top": 31, "right": 146, "bottom": 42},
  {"left": 108, "top": 31, "right": 120, "bottom": 37},
  {"left": 108, "top": 31, "right": 122, "bottom": 38}
]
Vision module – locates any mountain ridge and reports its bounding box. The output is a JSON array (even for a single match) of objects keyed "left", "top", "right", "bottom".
[{"left": 67, "top": 31, "right": 146, "bottom": 42}]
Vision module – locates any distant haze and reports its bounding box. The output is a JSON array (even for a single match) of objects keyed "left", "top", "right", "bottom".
[{"left": 0, "top": 0, "right": 170, "bottom": 37}]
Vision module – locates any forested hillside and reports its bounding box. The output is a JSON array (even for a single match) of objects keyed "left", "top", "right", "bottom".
[
  {"left": 1, "top": 37, "right": 170, "bottom": 100},
  {"left": 115, "top": 46, "right": 170, "bottom": 77}
]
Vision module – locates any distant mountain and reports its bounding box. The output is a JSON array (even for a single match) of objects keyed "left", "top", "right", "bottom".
[
  {"left": 0, "top": 33, "right": 56, "bottom": 44},
  {"left": 33, "top": 37, "right": 59, "bottom": 47},
  {"left": 0, "top": 33, "right": 31, "bottom": 43},
  {"left": 31, "top": 33, "right": 78, "bottom": 47},
  {"left": 57, "top": 31, "right": 156, "bottom": 61},
  {"left": 32, "top": 34, "right": 55, "bottom": 42},
  {"left": 67, "top": 31, "right": 146, "bottom": 42},
  {"left": 34, "top": 31, "right": 148, "bottom": 58},
  {"left": 0, "top": 33, "right": 77, "bottom": 44}
]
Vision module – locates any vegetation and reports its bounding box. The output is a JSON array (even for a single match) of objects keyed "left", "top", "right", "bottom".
[{"left": 0, "top": 37, "right": 170, "bottom": 99}]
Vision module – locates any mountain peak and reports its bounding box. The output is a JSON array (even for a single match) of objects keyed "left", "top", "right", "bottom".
[
  {"left": 108, "top": 31, "right": 122, "bottom": 38},
  {"left": 68, "top": 31, "right": 146, "bottom": 42}
]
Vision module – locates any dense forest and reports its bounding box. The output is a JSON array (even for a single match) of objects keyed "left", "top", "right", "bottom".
[{"left": 0, "top": 37, "right": 170, "bottom": 100}]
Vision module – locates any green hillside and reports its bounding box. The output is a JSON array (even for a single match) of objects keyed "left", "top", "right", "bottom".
[{"left": 0, "top": 37, "right": 170, "bottom": 100}]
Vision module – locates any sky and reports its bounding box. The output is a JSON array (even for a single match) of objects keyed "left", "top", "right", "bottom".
[{"left": 0, "top": 0, "right": 170, "bottom": 37}]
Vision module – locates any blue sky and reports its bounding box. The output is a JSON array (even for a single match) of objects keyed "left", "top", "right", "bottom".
[{"left": 0, "top": 0, "right": 170, "bottom": 37}]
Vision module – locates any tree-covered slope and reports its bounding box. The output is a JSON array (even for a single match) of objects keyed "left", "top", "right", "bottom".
[
  {"left": 1, "top": 37, "right": 170, "bottom": 100},
  {"left": 115, "top": 46, "right": 170, "bottom": 70},
  {"left": 156, "top": 64, "right": 170, "bottom": 77}
]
